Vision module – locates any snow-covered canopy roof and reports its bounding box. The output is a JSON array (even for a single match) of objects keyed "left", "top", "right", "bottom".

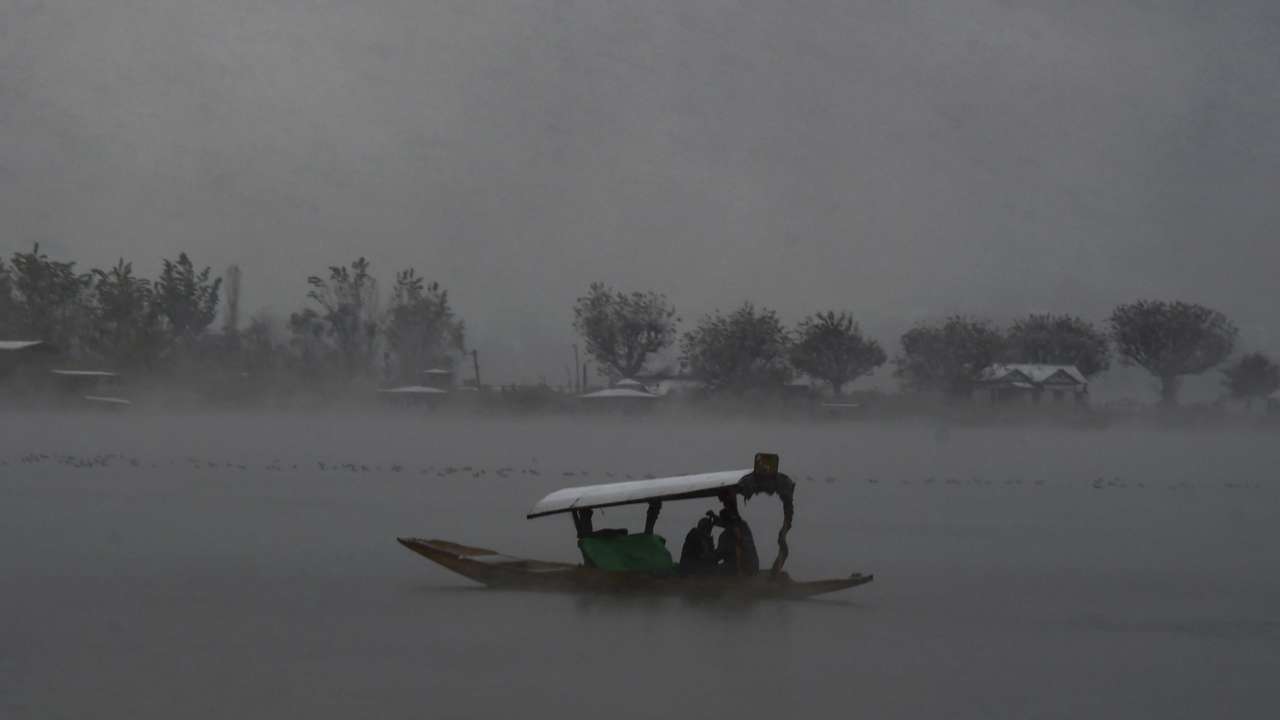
[
  {"left": 528, "top": 469, "right": 751, "bottom": 518},
  {"left": 378, "top": 385, "right": 448, "bottom": 394},
  {"left": 614, "top": 378, "right": 644, "bottom": 387},
  {"left": 979, "top": 364, "right": 1087, "bottom": 386},
  {"left": 422, "top": 368, "right": 452, "bottom": 375},
  {"left": 579, "top": 388, "right": 659, "bottom": 399}
]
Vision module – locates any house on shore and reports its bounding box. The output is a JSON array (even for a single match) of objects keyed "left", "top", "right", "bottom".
[
  {"left": 421, "top": 368, "right": 454, "bottom": 390},
  {"left": 2, "top": 342, "right": 62, "bottom": 401},
  {"left": 632, "top": 371, "right": 702, "bottom": 397},
  {"left": 0, "top": 340, "right": 55, "bottom": 354},
  {"left": 578, "top": 386, "right": 661, "bottom": 414},
  {"left": 1, "top": 340, "right": 58, "bottom": 378},
  {"left": 976, "top": 364, "right": 1089, "bottom": 406},
  {"left": 377, "top": 384, "right": 449, "bottom": 408},
  {"left": 50, "top": 369, "right": 131, "bottom": 409}
]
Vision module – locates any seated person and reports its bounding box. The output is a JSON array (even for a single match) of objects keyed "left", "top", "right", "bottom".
[
  {"left": 678, "top": 514, "right": 718, "bottom": 575},
  {"left": 714, "top": 504, "right": 760, "bottom": 577}
]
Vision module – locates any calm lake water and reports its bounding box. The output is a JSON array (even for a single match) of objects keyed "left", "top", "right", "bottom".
[{"left": 3, "top": 412, "right": 1277, "bottom": 719}]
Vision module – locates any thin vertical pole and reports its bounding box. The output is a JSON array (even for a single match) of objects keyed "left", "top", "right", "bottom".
[{"left": 572, "top": 344, "right": 580, "bottom": 393}]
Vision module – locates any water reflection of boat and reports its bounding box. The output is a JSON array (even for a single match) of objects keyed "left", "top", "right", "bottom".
[{"left": 398, "top": 454, "right": 874, "bottom": 600}]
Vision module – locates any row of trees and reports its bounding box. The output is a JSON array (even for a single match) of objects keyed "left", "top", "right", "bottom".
[
  {"left": 573, "top": 284, "right": 887, "bottom": 395},
  {"left": 892, "top": 307, "right": 1256, "bottom": 406},
  {"left": 0, "top": 247, "right": 465, "bottom": 386},
  {"left": 0, "top": 244, "right": 222, "bottom": 368},
  {"left": 4, "top": 245, "right": 1275, "bottom": 407},
  {"left": 573, "top": 284, "right": 1279, "bottom": 406},
  {"left": 287, "top": 259, "right": 465, "bottom": 383}
]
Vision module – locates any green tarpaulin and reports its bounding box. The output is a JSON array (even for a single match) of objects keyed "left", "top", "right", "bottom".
[{"left": 579, "top": 533, "right": 675, "bottom": 573}]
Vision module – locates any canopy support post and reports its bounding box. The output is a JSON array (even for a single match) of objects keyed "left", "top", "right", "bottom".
[
  {"left": 770, "top": 491, "right": 794, "bottom": 577},
  {"left": 644, "top": 501, "right": 662, "bottom": 535},
  {"left": 572, "top": 508, "right": 594, "bottom": 539}
]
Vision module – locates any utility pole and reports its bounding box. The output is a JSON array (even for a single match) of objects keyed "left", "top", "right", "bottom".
[
  {"left": 471, "top": 349, "right": 481, "bottom": 389},
  {"left": 572, "top": 344, "right": 580, "bottom": 393},
  {"left": 223, "top": 264, "right": 242, "bottom": 336}
]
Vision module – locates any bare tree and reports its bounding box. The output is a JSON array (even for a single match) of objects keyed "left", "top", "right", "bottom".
[
  {"left": 572, "top": 282, "right": 678, "bottom": 379},
  {"left": 1109, "top": 300, "right": 1236, "bottom": 406},
  {"left": 241, "top": 313, "right": 283, "bottom": 375},
  {"left": 384, "top": 269, "right": 465, "bottom": 382},
  {"left": 304, "top": 257, "right": 379, "bottom": 378},
  {"left": 789, "top": 311, "right": 885, "bottom": 395},
  {"left": 223, "top": 265, "right": 242, "bottom": 336},
  {"left": 287, "top": 308, "right": 330, "bottom": 378}
]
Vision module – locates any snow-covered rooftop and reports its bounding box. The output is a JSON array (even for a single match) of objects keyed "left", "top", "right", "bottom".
[
  {"left": 580, "top": 388, "right": 659, "bottom": 399},
  {"left": 0, "top": 340, "right": 52, "bottom": 352},
  {"left": 83, "top": 395, "right": 131, "bottom": 406},
  {"left": 379, "top": 385, "right": 448, "bottom": 394},
  {"left": 979, "top": 364, "right": 1087, "bottom": 386},
  {"left": 51, "top": 369, "right": 118, "bottom": 377}
]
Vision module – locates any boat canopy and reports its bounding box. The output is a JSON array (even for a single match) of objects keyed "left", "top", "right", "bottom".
[{"left": 527, "top": 470, "right": 751, "bottom": 518}]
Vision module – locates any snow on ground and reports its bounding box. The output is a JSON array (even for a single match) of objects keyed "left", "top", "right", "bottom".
[{"left": 1, "top": 412, "right": 1276, "bottom": 719}]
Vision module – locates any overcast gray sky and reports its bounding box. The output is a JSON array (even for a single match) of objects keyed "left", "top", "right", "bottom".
[{"left": 3, "top": 0, "right": 1278, "bottom": 384}]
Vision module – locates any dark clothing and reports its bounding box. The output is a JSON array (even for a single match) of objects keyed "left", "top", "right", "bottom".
[
  {"left": 716, "top": 518, "right": 760, "bottom": 576},
  {"left": 679, "top": 525, "right": 718, "bottom": 575}
]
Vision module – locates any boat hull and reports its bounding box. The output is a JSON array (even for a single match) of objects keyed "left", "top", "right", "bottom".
[{"left": 397, "top": 537, "right": 873, "bottom": 599}]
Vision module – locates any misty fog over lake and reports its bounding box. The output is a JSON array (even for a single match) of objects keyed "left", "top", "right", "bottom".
[
  {"left": 3, "top": 413, "right": 1278, "bottom": 718},
  {"left": 4, "top": 1, "right": 1279, "bottom": 383},
  {"left": 5, "top": 1, "right": 1280, "bottom": 718}
]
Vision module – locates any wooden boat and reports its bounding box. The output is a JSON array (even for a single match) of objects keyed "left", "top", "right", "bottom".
[
  {"left": 398, "top": 453, "right": 874, "bottom": 599},
  {"left": 397, "top": 537, "right": 873, "bottom": 599}
]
